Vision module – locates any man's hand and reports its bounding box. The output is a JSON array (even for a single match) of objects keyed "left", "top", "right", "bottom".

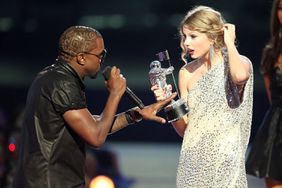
[
  {"left": 105, "top": 66, "right": 126, "bottom": 99},
  {"left": 136, "top": 92, "right": 177, "bottom": 124}
]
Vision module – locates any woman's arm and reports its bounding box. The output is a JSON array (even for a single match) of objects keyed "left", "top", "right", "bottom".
[
  {"left": 223, "top": 24, "right": 252, "bottom": 89},
  {"left": 263, "top": 73, "right": 272, "bottom": 104},
  {"left": 171, "top": 67, "right": 190, "bottom": 137}
]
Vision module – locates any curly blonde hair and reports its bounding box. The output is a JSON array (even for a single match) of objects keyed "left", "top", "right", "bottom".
[{"left": 179, "top": 6, "right": 226, "bottom": 63}]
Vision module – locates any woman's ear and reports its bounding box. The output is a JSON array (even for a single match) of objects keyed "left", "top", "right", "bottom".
[{"left": 209, "top": 37, "right": 215, "bottom": 46}]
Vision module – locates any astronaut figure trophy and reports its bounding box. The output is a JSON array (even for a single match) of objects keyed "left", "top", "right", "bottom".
[{"left": 149, "top": 50, "right": 189, "bottom": 123}]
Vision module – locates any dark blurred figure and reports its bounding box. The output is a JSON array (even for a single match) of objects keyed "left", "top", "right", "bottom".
[
  {"left": 0, "top": 108, "right": 8, "bottom": 187},
  {"left": 85, "top": 146, "right": 135, "bottom": 188},
  {"left": 246, "top": 0, "right": 282, "bottom": 187},
  {"left": 2, "top": 108, "right": 23, "bottom": 188}
]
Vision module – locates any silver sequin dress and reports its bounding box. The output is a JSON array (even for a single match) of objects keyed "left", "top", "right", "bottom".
[{"left": 176, "top": 59, "right": 253, "bottom": 188}]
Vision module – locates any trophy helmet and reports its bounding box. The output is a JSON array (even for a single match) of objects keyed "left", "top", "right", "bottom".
[{"left": 150, "top": 60, "right": 161, "bottom": 69}]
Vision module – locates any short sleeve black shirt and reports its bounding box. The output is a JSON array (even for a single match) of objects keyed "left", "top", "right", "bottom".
[{"left": 12, "top": 59, "right": 88, "bottom": 188}]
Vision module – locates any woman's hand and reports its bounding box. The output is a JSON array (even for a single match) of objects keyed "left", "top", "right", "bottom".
[
  {"left": 222, "top": 23, "right": 236, "bottom": 46},
  {"left": 151, "top": 84, "right": 173, "bottom": 101}
]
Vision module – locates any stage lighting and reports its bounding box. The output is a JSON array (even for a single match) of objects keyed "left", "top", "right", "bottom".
[
  {"left": 8, "top": 143, "right": 16, "bottom": 152},
  {"left": 89, "top": 175, "right": 115, "bottom": 188}
]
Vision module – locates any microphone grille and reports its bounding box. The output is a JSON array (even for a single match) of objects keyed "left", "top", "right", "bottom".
[{"left": 102, "top": 66, "right": 112, "bottom": 81}]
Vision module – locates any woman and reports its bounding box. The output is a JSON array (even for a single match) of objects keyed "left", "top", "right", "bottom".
[
  {"left": 151, "top": 6, "right": 253, "bottom": 187},
  {"left": 246, "top": 0, "right": 282, "bottom": 187}
]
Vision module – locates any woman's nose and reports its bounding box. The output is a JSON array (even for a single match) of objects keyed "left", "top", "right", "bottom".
[{"left": 184, "top": 37, "right": 191, "bottom": 46}]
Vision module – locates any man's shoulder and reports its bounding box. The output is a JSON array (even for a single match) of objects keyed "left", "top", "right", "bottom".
[
  {"left": 41, "top": 64, "right": 72, "bottom": 78},
  {"left": 31, "top": 64, "right": 76, "bottom": 93},
  {"left": 39, "top": 64, "right": 75, "bottom": 82}
]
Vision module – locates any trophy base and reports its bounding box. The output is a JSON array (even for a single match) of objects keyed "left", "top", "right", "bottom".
[{"left": 164, "top": 98, "right": 189, "bottom": 123}]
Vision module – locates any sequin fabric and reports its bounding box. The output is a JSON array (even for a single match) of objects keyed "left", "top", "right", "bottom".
[{"left": 176, "top": 59, "right": 253, "bottom": 188}]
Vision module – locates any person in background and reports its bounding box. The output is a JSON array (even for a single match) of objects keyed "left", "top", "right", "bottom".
[
  {"left": 85, "top": 146, "right": 135, "bottom": 188},
  {"left": 246, "top": 0, "right": 282, "bottom": 187},
  {"left": 11, "top": 25, "right": 176, "bottom": 188},
  {"left": 0, "top": 108, "right": 9, "bottom": 188},
  {"left": 151, "top": 6, "right": 253, "bottom": 187}
]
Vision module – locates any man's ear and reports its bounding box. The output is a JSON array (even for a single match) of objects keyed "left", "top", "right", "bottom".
[{"left": 76, "top": 53, "right": 85, "bottom": 65}]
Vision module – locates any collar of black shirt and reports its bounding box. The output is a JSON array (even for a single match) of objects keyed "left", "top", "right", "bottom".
[{"left": 56, "top": 58, "right": 85, "bottom": 90}]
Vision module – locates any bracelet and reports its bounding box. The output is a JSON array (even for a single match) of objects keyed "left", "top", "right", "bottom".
[
  {"left": 125, "top": 108, "right": 142, "bottom": 124},
  {"left": 131, "top": 109, "right": 142, "bottom": 122}
]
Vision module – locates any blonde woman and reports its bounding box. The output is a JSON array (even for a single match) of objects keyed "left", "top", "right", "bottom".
[{"left": 152, "top": 6, "right": 253, "bottom": 187}]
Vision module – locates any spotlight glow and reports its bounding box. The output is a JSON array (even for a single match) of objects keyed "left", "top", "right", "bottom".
[
  {"left": 89, "top": 175, "right": 115, "bottom": 188},
  {"left": 8, "top": 143, "right": 16, "bottom": 152}
]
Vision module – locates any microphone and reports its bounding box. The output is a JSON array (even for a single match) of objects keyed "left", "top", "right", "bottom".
[{"left": 102, "top": 66, "right": 145, "bottom": 109}]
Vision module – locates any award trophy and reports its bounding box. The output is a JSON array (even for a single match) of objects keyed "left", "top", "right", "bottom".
[{"left": 149, "top": 50, "right": 189, "bottom": 123}]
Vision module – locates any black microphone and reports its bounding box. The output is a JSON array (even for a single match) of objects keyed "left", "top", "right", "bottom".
[{"left": 102, "top": 66, "right": 145, "bottom": 109}]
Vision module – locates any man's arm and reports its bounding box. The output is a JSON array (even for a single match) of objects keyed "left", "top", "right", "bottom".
[
  {"left": 63, "top": 67, "right": 126, "bottom": 148},
  {"left": 99, "top": 93, "right": 177, "bottom": 134},
  {"left": 93, "top": 108, "right": 141, "bottom": 134},
  {"left": 63, "top": 91, "right": 122, "bottom": 148}
]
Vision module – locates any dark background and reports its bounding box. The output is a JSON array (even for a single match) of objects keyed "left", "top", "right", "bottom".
[{"left": 0, "top": 0, "right": 272, "bottom": 143}]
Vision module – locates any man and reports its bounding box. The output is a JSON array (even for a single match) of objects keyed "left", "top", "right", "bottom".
[{"left": 11, "top": 26, "right": 175, "bottom": 188}]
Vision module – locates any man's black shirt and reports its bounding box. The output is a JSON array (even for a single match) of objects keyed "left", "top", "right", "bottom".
[{"left": 12, "top": 59, "right": 88, "bottom": 188}]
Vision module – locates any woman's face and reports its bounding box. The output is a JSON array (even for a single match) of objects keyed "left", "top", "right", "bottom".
[
  {"left": 277, "top": 0, "right": 282, "bottom": 25},
  {"left": 182, "top": 26, "right": 212, "bottom": 59}
]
